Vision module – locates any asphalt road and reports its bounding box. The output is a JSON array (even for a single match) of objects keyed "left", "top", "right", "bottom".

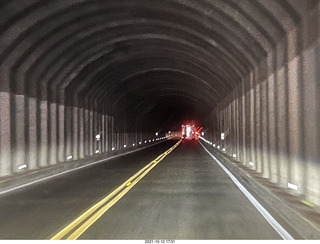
[{"left": 0, "top": 139, "right": 284, "bottom": 239}]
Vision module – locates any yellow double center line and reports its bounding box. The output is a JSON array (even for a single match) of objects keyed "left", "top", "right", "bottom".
[{"left": 51, "top": 140, "right": 181, "bottom": 240}]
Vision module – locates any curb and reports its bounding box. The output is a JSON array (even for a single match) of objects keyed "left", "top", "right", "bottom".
[
  {"left": 201, "top": 142, "right": 320, "bottom": 240},
  {"left": 0, "top": 140, "right": 169, "bottom": 196}
]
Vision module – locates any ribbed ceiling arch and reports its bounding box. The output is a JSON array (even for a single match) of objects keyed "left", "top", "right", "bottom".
[{"left": 0, "top": 0, "right": 305, "bottom": 126}]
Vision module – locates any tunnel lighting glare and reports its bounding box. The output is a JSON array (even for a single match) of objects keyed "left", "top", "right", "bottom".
[
  {"left": 201, "top": 132, "right": 204, "bottom": 136},
  {"left": 95, "top": 150, "right": 100, "bottom": 154},
  {"left": 132, "top": 143, "right": 135, "bottom": 146},
  {"left": 67, "top": 155, "right": 73, "bottom": 160},
  {"left": 144, "top": 141, "right": 147, "bottom": 143},
  {"left": 288, "top": 183, "right": 298, "bottom": 191},
  {"left": 249, "top": 161, "right": 254, "bottom": 167},
  {"left": 155, "top": 132, "right": 158, "bottom": 136},
  {"left": 168, "top": 131, "right": 171, "bottom": 134},
  {"left": 17, "top": 164, "right": 27, "bottom": 170},
  {"left": 149, "top": 140, "right": 151, "bottom": 142},
  {"left": 124, "top": 145, "right": 127, "bottom": 148},
  {"left": 213, "top": 144, "right": 216, "bottom": 147},
  {"left": 222, "top": 148, "right": 226, "bottom": 152},
  {"left": 95, "top": 134, "right": 101, "bottom": 141},
  {"left": 152, "top": 139, "right": 154, "bottom": 142},
  {"left": 221, "top": 133, "right": 225, "bottom": 140},
  {"left": 112, "top": 147, "right": 115, "bottom": 151},
  {"left": 210, "top": 142, "right": 212, "bottom": 145},
  {"left": 217, "top": 146, "right": 220, "bottom": 149},
  {"left": 232, "top": 154, "right": 237, "bottom": 158},
  {"left": 139, "top": 142, "right": 142, "bottom": 144}
]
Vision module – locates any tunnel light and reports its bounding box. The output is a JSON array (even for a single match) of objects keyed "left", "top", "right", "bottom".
[
  {"left": 144, "top": 141, "right": 147, "bottom": 143},
  {"left": 213, "top": 144, "right": 216, "bottom": 147},
  {"left": 124, "top": 145, "right": 127, "bottom": 148},
  {"left": 95, "top": 150, "right": 100, "bottom": 154},
  {"left": 95, "top": 134, "right": 101, "bottom": 141},
  {"left": 139, "top": 142, "right": 142, "bottom": 145},
  {"left": 222, "top": 148, "right": 226, "bottom": 152},
  {"left": 249, "top": 161, "right": 254, "bottom": 167},
  {"left": 288, "top": 183, "right": 298, "bottom": 191},
  {"left": 201, "top": 132, "right": 204, "bottom": 136},
  {"left": 149, "top": 140, "right": 151, "bottom": 142},
  {"left": 210, "top": 142, "right": 212, "bottom": 145},
  {"left": 133, "top": 143, "right": 135, "bottom": 146},
  {"left": 17, "top": 164, "right": 27, "bottom": 170},
  {"left": 221, "top": 133, "right": 225, "bottom": 140},
  {"left": 232, "top": 154, "right": 237, "bottom": 158},
  {"left": 155, "top": 132, "right": 158, "bottom": 136},
  {"left": 168, "top": 131, "right": 171, "bottom": 134},
  {"left": 67, "top": 155, "right": 73, "bottom": 160},
  {"left": 112, "top": 147, "right": 115, "bottom": 151},
  {"left": 217, "top": 145, "right": 220, "bottom": 149},
  {"left": 152, "top": 139, "right": 155, "bottom": 142}
]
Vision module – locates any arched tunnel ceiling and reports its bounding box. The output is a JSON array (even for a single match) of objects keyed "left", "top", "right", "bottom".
[{"left": 0, "top": 0, "right": 314, "bottom": 127}]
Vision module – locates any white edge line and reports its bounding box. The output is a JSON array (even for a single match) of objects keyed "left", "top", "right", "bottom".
[
  {"left": 0, "top": 140, "right": 169, "bottom": 196},
  {"left": 199, "top": 140, "right": 294, "bottom": 240}
]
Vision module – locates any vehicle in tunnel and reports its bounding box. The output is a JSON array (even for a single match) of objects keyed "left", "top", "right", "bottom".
[{"left": 182, "top": 124, "right": 197, "bottom": 140}]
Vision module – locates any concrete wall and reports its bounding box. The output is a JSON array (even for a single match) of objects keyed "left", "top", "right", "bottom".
[
  {"left": 207, "top": 7, "right": 320, "bottom": 205},
  {"left": 0, "top": 92, "right": 159, "bottom": 179}
]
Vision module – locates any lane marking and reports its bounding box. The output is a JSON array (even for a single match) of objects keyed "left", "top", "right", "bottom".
[
  {"left": 301, "top": 199, "right": 316, "bottom": 208},
  {"left": 0, "top": 139, "right": 168, "bottom": 196},
  {"left": 51, "top": 140, "right": 181, "bottom": 240},
  {"left": 199, "top": 140, "right": 294, "bottom": 240}
]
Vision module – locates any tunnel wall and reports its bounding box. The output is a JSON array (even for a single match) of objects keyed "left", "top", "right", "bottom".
[
  {"left": 0, "top": 93, "right": 160, "bottom": 178},
  {"left": 207, "top": 5, "right": 320, "bottom": 205}
]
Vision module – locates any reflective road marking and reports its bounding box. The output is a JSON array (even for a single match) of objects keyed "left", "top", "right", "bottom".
[
  {"left": 199, "top": 140, "right": 294, "bottom": 240},
  {"left": 51, "top": 140, "right": 181, "bottom": 240}
]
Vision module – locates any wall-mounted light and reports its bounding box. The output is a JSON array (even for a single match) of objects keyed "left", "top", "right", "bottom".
[
  {"left": 18, "top": 164, "right": 27, "bottom": 170},
  {"left": 112, "top": 147, "right": 115, "bottom": 151},
  {"left": 155, "top": 132, "right": 159, "bottom": 136},
  {"left": 232, "top": 154, "right": 237, "bottom": 158},
  {"left": 95, "top": 134, "right": 101, "bottom": 141},
  {"left": 95, "top": 150, "right": 100, "bottom": 154},
  {"left": 222, "top": 148, "right": 226, "bottom": 152},
  {"left": 249, "top": 161, "right": 254, "bottom": 167},
  {"left": 133, "top": 143, "right": 135, "bottom": 146},
  {"left": 221, "top": 133, "right": 225, "bottom": 140},
  {"left": 288, "top": 183, "right": 298, "bottom": 191},
  {"left": 139, "top": 142, "right": 142, "bottom": 145},
  {"left": 67, "top": 155, "right": 73, "bottom": 160},
  {"left": 213, "top": 144, "right": 216, "bottom": 147},
  {"left": 124, "top": 145, "right": 127, "bottom": 148}
]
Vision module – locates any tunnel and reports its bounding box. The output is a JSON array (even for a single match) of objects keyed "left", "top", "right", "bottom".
[{"left": 0, "top": 0, "right": 320, "bottom": 240}]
